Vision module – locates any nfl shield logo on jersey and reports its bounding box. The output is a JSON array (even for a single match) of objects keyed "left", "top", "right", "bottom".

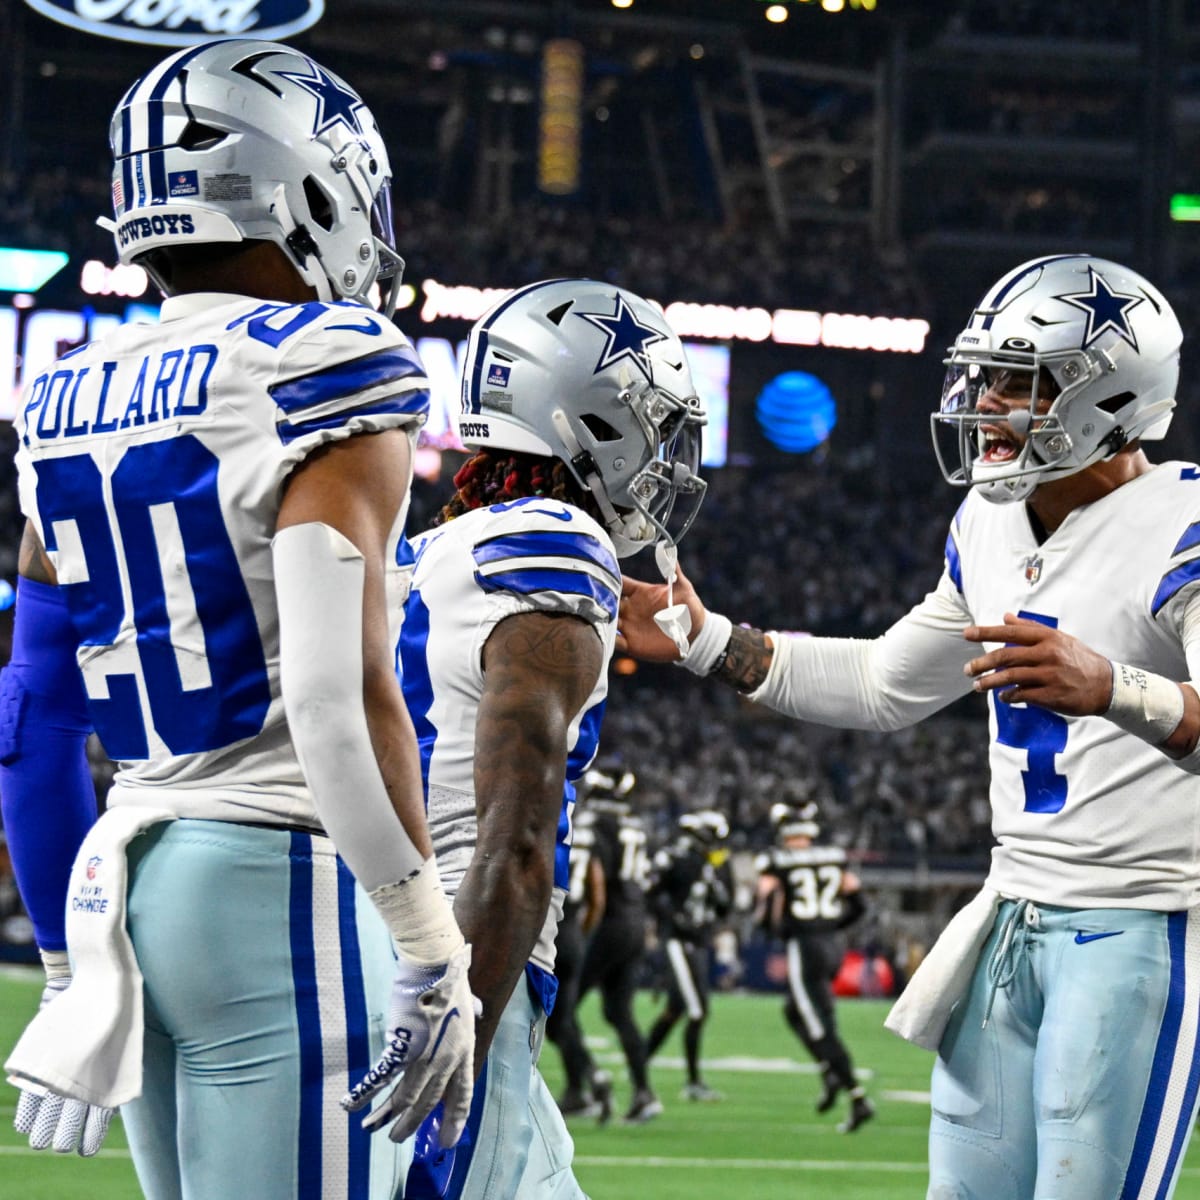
[
  {"left": 86, "top": 856, "right": 102, "bottom": 880},
  {"left": 1023, "top": 554, "right": 1043, "bottom": 585}
]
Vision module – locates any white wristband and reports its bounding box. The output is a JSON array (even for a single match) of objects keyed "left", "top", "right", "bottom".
[
  {"left": 369, "top": 857, "right": 465, "bottom": 966},
  {"left": 38, "top": 947, "right": 70, "bottom": 983},
  {"left": 680, "top": 612, "right": 734, "bottom": 676},
  {"left": 1104, "top": 661, "right": 1185, "bottom": 745}
]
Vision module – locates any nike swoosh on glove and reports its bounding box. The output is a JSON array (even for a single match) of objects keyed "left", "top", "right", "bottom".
[
  {"left": 341, "top": 942, "right": 480, "bottom": 1148},
  {"left": 11, "top": 978, "right": 115, "bottom": 1156}
]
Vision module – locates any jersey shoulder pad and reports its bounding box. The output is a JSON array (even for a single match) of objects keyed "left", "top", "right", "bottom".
[
  {"left": 468, "top": 498, "right": 621, "bottom": 625},
  {"left": 260, "top": 302, "right": 429, "bottom": 446},
  {"left": 1150, "top": 465, "right": 1200, "bottom": 619}
]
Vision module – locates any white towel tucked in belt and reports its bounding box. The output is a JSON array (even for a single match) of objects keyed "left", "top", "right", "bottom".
[
  {"left": 5, "top": 806, "right": 175, "bottom": 1108},
  {"left": 884, "top": 885, "right": 1000, "bottom": 1052}
]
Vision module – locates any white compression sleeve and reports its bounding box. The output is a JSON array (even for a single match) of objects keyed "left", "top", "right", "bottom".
[
  {"left": 748, "top": 574, "right": 977, "bottom": 731},
  {"left": 273, "top": 522, "right": 427, "bottom": 893}
]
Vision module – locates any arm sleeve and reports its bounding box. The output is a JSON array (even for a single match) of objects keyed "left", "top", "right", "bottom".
[
  {"left": 748, "top": 570, "right": 976, "bottom": 731},
  {"left": 0, "top": 579, "right": 96, "bottom": 952}
]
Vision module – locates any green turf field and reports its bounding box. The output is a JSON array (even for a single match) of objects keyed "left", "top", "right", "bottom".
[{"left": 3, "top": 966, "right": 1200, "bottom": 1199}]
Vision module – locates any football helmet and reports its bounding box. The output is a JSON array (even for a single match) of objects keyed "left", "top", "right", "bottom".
[
  {"left": 679, "top": 809, "right": 730, "bottom": 847},
  {"left": 770, "top": 801, "right": 820, "bottom": 843},
  {"left": 458, "top": 279, "right": 707, "bottom": 557},
  {"left": 932, "top": 255, "right": 1181, "bottom": 503},
  {"left": 100, "top": 40, "right": 403, "bottom": 313}
]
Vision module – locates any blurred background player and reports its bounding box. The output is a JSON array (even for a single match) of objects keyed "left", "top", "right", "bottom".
[
  {"left": 644, "top": 809, "right": 734, "bottom": 1103},
  {"left": 548, "top": 789, "right": 610, "bottom": 1121},
  {"left": 574, "top": 763, "right": 659, "bottom": 1125},
  {"left": 755, "top": 800, "right": 874, "bottom": 1133},
  {"left": 2, "top": 39, "right": 477, "bottom": 1199},
  {"left": 396, "top": 277, "right": 707, "bottom": 1195}
]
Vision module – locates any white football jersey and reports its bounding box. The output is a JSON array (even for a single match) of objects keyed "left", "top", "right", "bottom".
[
  {"left": 400, "top": 497, "right": 619, "bottom": 971},
  {"left": 15, "top": 293, "right": 428, "bottom": 826},
  {"left": 945, "top": 463, "right": 1200, "bottom": 908}
]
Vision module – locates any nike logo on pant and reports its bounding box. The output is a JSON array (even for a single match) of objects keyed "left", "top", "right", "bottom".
[{"left": 1074, "top": 930, "right": 1123, "bottom": 944}]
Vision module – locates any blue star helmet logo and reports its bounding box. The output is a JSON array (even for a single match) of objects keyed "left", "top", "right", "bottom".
[
  {"left": 274, "top": 60, "right": 368, "bottom": 140},
  {"left": 575, "top": 294, "right": 669, "bottom": 379},
  {"left": 1057, "top": 267, "right": 1145, "bottom": 352}
]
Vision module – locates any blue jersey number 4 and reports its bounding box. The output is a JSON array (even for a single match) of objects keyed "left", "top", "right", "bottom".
[
  {"left": 34, "top": 435, "right": 271, "bottom": 760},
  {"left": 992, "top": 609, "right": 1069, "bottom": 814}
]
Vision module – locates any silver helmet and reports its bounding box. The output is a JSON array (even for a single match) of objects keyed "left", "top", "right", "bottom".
[
  {"left": 100, "top": 39, "right": 403, "bottom": 313},
  {"left": 457, "top": 279, "right": 707, "bottom": 557},
  {"left": 932, "top": 255, "right": 1181, "bottom": 503}
]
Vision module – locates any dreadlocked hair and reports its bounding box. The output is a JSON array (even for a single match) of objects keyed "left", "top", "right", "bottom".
[{"left": 432, "top": 450, "right": 605, "bottom": 527}]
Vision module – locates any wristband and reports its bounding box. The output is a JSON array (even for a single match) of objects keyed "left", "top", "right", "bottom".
[
  {"left": 38, "top": 947, "right": 70, "bottom": 984},
  {"left": 369, "top": 857, "right": 465, "bottom": 966},
  {"left": 680, "top": 612, "right": 733, "bottom": 677},
  {"left": 1104, "top": 661, "right": 1185, "bottom": 745}
]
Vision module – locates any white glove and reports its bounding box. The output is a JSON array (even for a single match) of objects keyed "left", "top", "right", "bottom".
[
  {"left": 341, "top": 943, "right": 480, "bottom": 1147},
  {"left": 12, "top": 973, "right": 115, "bottom": 1156}
]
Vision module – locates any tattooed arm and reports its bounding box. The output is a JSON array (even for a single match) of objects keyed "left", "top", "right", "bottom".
[
  {"left": 456, "top": 610, "right": 604, "bottom": 1066},
  {"left": 19, "top": 520, "right": 57, "bottom": 585}
]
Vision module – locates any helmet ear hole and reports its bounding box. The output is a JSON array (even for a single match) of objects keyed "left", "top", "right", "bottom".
[
  {"left": 580, "top": 414, "right": 622, "bottom": 443},
  {"left": 177, "top": 121, "right": 228, "bottom": 152},
  {"left": 303, "top": 176, "right": 335, "bottom": 232},
  {"left": 1095, "top": 392, "right": 1135, "bottom": 415}
]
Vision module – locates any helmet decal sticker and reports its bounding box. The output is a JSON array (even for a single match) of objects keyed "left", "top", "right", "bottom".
[
  {"left": 1056, "top": 267, "right": 1145, "bottom": 352},
  {"left": 574, "top": 294, "right": 670, "bottom": 379}
]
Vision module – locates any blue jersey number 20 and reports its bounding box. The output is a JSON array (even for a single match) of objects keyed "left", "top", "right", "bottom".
[
  {"left": 992, "top": 609, "right": 1068, "bottom": 813},
  {"left": 34, "top": 436, "right": 271, "bottom": 760}
]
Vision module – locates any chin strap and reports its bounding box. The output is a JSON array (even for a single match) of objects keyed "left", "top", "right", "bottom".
[{"left": 651, "top": 542, "right": 693, "bottom": 658}]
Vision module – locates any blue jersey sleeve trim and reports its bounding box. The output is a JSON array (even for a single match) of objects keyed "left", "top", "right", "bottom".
[
  {"left": 1171, "top": 522, "right": 1200, "bottom": 558},
  {"left": 474, "top": 565, "right": 619, "bottom": 620},
  {"left": 473, "top": 528, "right": 620, "bottom": 580},
  {"left": 1151, "top": 556, "right": 1200, "bottom": 617},
  {"left": 270, "top": 346, "right": 426, "bottom": 414},
  {"left": 276, "top": 391, "right": 431, "bottom": 445}
]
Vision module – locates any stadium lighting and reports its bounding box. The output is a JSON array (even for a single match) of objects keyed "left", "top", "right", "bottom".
[
  {"left": 1170, "top": 194, "right": 1200, "bottom": 221},
  {"left": 766, "top": 5, "right": 789, "bottom": 21},
  {"left": 0, "top": 248, "right": 69, "bottom": 292},
  {"left": 822, "top": 0, "right": 846, "bottom": 10},
  {"left": 611, "top": 0, "right": 633, "bottom": 8}
]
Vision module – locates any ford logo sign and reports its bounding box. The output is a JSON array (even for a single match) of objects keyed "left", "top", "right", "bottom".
[{"left": 23, "top": 0, "right": 323, "bottom": 47}]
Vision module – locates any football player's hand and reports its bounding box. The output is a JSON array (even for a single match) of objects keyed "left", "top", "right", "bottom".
[
  {"left": 617, "top": 567, "right": 705, "bottom": 662},
  {"left": 12, "top": 977, "right": 115, "bottom": 1156},
  {"left": 963, "top": 612, "right": 1113, "bottom": 715},
  {"left": 341, "top": 943, "right": 479, "bottom": 1148}
]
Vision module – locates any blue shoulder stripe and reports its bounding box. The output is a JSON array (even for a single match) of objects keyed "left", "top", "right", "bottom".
[
  {"left": 276, "top": 391, "right": 430, "bottom": 445},
  {"left": 476, "top": 566, "right": 619, "bottom": 620},
  {"left": 473, "top": 529, "right": 620, "bottom": 580},
  {"left": 1171, "top": 522, "right": 1200, "bottom": 559},
  {"left": 943, "top": 499, "right": 967, "bottom": 593},
  {"left": 1151, "top": 556, "right": 1200, "bottom": 617},
  {"left": 271, "top": 346, "right": 426, "bottom": 415},
  {"left": 944, "top": 531, "right": 963, "bottom": 594}
]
